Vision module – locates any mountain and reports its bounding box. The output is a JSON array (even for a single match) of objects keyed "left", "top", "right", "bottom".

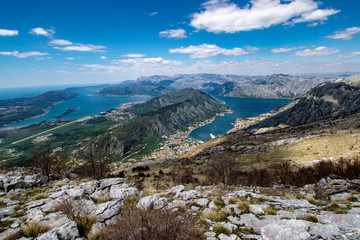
[
  {"left": 0, "top": 91, "right": 79, "bottom": 127},
  {"left": 97, "top": 81, "right": 177, "bottom": 97},
  {"left": 248, "top": 76, "right": 360, "bottom": 130},
  {"left": 210, "top": 74, "right": 328, "bottom": 99},
  {"left": 96, "top": 89, "right": 226, "bottom": 157},
  {"left": 97, "top": 73, "right": 329, "bottom": 99}
]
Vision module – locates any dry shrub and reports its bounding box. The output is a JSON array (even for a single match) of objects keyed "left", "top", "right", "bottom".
[
  {"left": 225, "top": 156, "right": 360, "bottom": 187},
  {"left": 102, "top": 201, "right": 204, "bottom": 240},
  {"left": 206, "top": 153, "right": 239, "bottom": 185},
  {"left": 55, "top": 199, "right": 96, "bottom": 238},
  {"left": 171, "top": 166, "right": 195, "bottom": 185}
]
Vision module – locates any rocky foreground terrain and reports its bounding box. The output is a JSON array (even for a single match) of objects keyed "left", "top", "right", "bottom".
[{"left": 1, "top": 171, "right": 360, "bottom": 240}]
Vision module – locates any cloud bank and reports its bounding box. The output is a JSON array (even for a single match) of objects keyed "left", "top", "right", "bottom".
[{"left": 190, "top": 0, "right": 339, "bottom": 33}]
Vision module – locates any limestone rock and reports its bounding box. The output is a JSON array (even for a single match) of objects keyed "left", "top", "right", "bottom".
[
  {"left": 260, "top": 219, "right": 310, "bottom": 240},
  {"left": 109, "top": 185, "right": 137, "bottom": 200},
  {"left": 100, "top": 178, "right": 125, "bottom": 189},
  {"left": 96, "top": 200, "right": 122, "bottom": 222}
]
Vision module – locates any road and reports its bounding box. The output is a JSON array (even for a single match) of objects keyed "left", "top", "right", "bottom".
[{"left": 11, "top": 116, "right": 92, "bottom": 145}]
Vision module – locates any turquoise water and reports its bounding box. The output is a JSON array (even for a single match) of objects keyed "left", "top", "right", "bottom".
[
  {"left": 5, "top": 90, "right": 150, "bottom": 127},
  {"left": 189, "top": 97, "right": 291, "bottom": 142}
]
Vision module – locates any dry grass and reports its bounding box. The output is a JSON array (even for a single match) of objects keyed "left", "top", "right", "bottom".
[
  {"left": 303, "top": 215, "right": 319, "bottom": 223},
  {"left": 202, "top": 209, "right": 232, "bottom": 222},
  {"left": 94, "top": 195, "right": 111, "bottom": 204},
  {"left": 228, "top": 197, "right": 239, "bottom": 204},
  {"left": 20, "top": 221, "right": 50, "bottom": 238},
  {"left": 32, "top": 193, "right": 48, "bottom": 201},
  {"left": 213, "top": 225, "right": 231, "bottom": 236},
  {"left": 55, "top": 199, "right": 97, "bottom": 238},
  {"left": 237, "top": 201, "right": 250, "bottom": 214},
  {"left": 263, "top": 206, "right": 277, "bottom": 215}
]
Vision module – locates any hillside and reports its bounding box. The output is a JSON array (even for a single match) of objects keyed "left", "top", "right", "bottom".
[
  {"left": 248, "top": 76, "right": 360, "bottom": 130},
  {"left": 0, "top": 91, "right": 79, "bottom": 127},
  {"left": 97, "top": 81, "right": 176, "bottom": 97},
  {"left": 97, "top": 73, "right": 330, "bottom": 99},
  {"left": 97, "top": 89, "right": 226, "bottom": 158}
]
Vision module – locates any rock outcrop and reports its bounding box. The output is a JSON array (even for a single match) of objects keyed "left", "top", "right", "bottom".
[{"left": 1, "top": 171, "right": 360, "bottom": 240}]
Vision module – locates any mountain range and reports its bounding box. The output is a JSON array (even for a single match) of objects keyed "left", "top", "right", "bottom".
[{"left": 97, "top": 73, "right": 331, "bottom": 99}]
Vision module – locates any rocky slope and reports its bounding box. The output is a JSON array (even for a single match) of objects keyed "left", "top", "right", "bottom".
[
  {"left": 1, "top": 171, "right": 360, "bottom": 240},
  {"left": 98, "top": 89, "right": 226, "bottom": 157},
  {"left": 97, "top": 73, "right": 330, "bottom": 99},
  {"left": 248, "top": 76, "right": 360, "bottom": 130}
]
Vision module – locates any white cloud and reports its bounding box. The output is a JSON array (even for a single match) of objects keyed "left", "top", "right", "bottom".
[
  {"left": 288, "top": 8, "right": 340, "bottom": 25},
  {"left": 122, "top": 53, "right": 146, "bottom": 58},
  {"left": 326, "top": 27, "right": 360, "bottom": 40},
  {"left": 79, "top": 59, "right": 360, "bottom": 77},
  {"left": 113, "top": 57, "right": 167, "bottom": 64},
  {"left": 0, "top": 29, "right": 18, "bottom": 36},
  {"left": 100, "top": 56, "right": 107, "bottom": 59},
  {"left": 190, "top": 0, "right": 339, "bottom": 33},
  {"left": 169, "top": 44, "right": 249, "bottom": 58},
  {"left": 271, "top": 46, "right": 304, "bottom": 53},
  {"left": 49, "top": 39, "right": 73, "bottom": 45},
  {"left": 340, "top": 52, "right": 360, "bottom": 58},
  {"left": 54, "top": 44, "right": 106, "bottom": 52},
  {"left": 65, "top": 57, "right": 75, "bottom": 60},
  {"left": 149, "top": 12, "right": 158, "bottom": 16},
  {"left": 29, "top": 27, "right": 55, "bottom": 37},
  {"left": 0, "top": 51, "right": 49, "bottom": 58},
  {"left": 292, "top": 46, "right": 340, "bottom": 57},
  {"left": 159, "top": 29, "right": 187, "bottom": 38}
]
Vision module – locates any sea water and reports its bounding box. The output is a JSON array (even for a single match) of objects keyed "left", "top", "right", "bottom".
[
  {"left": 189, "top": 96, "right": 291, "bottom": 142},
  {"left": 2, "top": 87, "right": 150, "bottom": 127}
]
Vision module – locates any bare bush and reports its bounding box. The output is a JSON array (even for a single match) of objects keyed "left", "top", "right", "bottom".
[
  {"left": 101, "top": 200, "right": 204, "bottom": 240},
  {"left": 206, "top": 153, "right": 239, "bottom": 185}
]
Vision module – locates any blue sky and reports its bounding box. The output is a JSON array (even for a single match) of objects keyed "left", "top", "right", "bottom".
[{"left": 0, "top": 0, "right": 360, "bottom": 88}]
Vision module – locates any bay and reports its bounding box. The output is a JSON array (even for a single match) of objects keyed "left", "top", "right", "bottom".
[
  {"left": 6, "top": 89, "right": 150, "bottom": 127},
  {"left": 189, "top": 97, "right": 291, "bottom": 142}
]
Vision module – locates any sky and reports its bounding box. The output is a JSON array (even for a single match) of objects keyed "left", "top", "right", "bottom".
[{"left": 0, "top": 0, "right": 360, "bottom": 88}]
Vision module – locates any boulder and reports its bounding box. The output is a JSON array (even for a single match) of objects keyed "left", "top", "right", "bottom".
[
  {"left": 137, "top": 194, "right": 160, "bottom": 209},
  {"left": 99, "top": 178, "right": 125, "bottom": 189},
  {"left": 260, "top": 219, "right": 310, "bottom": 240},
  {"left": 109, "top": 185, "right": 137, "bottom": 200},
  {"left": 167, "top": 185, "right": 185, "bottom": 196},
  {"left": 96, "top": 200, "right": 122, "bottom": 222},
  {"left": 79, "top": 180, "right": 99, "bottom": 195},
  {"left": 309, "top": 223, "right": 341, "bottom": 239},
  {"left": 39, "top": 212, "right": 80, "bottom": 240},
  {"left": 0, "top": 206, "right": 14, "bottom": 218},
  {"left": 194, "top": 198, "right": 209, "bottom": 207},
  {"left": 66, "top": 187, "right": 85, "bottom": 200}
]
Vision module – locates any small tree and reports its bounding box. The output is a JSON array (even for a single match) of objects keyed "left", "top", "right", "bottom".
[
  {"left": 81, "top": 141, "right": 111, "bottom": 180},
  {"left": 207, "top": 153, "right": 238, "bottom": 185},
  {"left": 30, "top": 141, "right": 68, "bottom": 178}
]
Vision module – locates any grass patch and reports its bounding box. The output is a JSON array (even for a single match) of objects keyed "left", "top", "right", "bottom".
[
  {"left": 228, "top": 197, "right": 238, "bottom": 204},
  {"left": 263, "top": 206, "right": 277, "bottom": 215},
  {"left": 325, "top": 204, "right": 349, "bottom": 214},
  {"left": 202, "top": 209, "right": 232, "bottom": 222},
  {"left": 304, "top": 215, "right": 319, "bottom": 223},
  {"left": 32, "top": 193, "right": 48, "bottom": 201},
  {"left": 239, "top": 227, "right": 256, "bottom": 235},
  {"left": 10, "top": 209, "right": 26, "bottom": 218},
  {"left": 0, "top": 220, "right": 14, "bottom": 232},
  {"left": 237, "top": 201, "right": 250, "bottom": 214},
  {"left": 5, "top": 221, "right": 50, "bottom": 239},
  {"left": 213, "top": 225, "right": 231, "bottom": 236},
  {"left": 94, "top": 195, "right": 111, "bottom": 205},
  {"left": 213, "top": 197, "right": 225, "bottom": 208},
  {"left": 0, "top": 199, "right": 6, "bottom": 208}
]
